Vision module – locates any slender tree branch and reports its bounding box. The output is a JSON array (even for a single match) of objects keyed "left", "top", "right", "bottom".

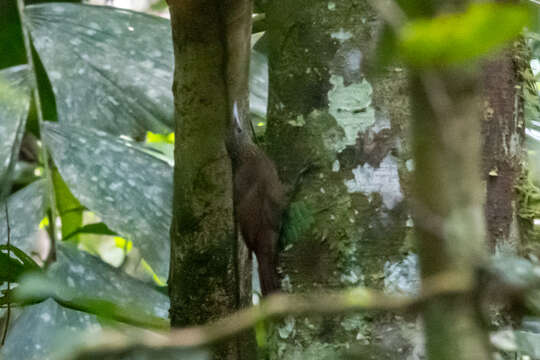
[
  {"left": 16, "top": 0, "right": 58, "bottom": 263},
  {"left": 1, "top": 203, "right": 12, "bottom": 346},
  {"left": 69, "top": 270, "right": 473, "bottom": 358}
]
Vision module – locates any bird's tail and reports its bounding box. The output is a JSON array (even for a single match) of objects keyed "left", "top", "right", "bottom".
[
  {"left": 258, "top": 257, "right": 280, "bottom": 296},
  {"left": 256, "top": 230, "right": 281, "bottom": 296}
]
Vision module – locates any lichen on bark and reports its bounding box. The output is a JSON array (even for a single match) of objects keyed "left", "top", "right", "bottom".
[{"left": 264, "top": 0, "right": 413, "bottom": 357}]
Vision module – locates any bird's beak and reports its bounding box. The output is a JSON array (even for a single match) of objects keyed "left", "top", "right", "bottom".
[{"left": 232, "top": 101, "right": 242, "bottom": 132}]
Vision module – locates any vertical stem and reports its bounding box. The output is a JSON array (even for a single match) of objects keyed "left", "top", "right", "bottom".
[
  {"left": 1, "top": 203, "right": 12, "bottom": 346},
  {"left": 411, "top": 68, "right": 491, "bottom": 360},
  {"left": 16, "top": 0, "right": 59, "bottom": 262}
]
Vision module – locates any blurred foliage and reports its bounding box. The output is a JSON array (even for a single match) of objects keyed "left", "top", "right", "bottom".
[
  {"left": 0, "top": 244, "right": 40, "bottom": 285},
  {"left": 398, "top": 3, "right": 530, "bottom": 67}
]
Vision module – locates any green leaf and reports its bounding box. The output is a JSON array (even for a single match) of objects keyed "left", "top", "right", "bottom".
[
  {"left": 0, "top": 252, "right": 25, "bottom": 283},
  {"left": 399, "top": 3, "right": 530, "bottom": 67},
  {"left": 63, "top": 222, "right": 117, "bottom": 241},
  {"left": 0, "top": 65, "right": 32, "bottom": 202},
  {"left": 0, "top": 243, "right": 40, "bottom": 285},
  {"left": 24, "top": 3, "right": 268, "bottom": 138},
  {"left": 0, "top": 297, "right": 207, "bottom": 360},
  {"left": 16, "top": 245, "right": 170, "bottom": 329},
  {"left": 24, "top": 3, "right": 174, "bottom": 138},
  {"left": 0, "top": 244, "right": 40, "bottom": 270},
  {"left": 52, "top": 169, "right": 83, "bottom": 242},
  {"left": 0, "top": 298, "right": 101, "bottom": 360},
  {"left": 42, "top": 122, "right": 172, "bottom": 280},
  {"left": 0, "top": 180, "right": 49, "bottom": 255}
]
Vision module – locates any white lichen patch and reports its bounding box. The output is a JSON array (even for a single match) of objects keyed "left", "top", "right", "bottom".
[
  {"left": 340, "top": 268, "right": 364, "bottom": 286},
  {"left": 331, "top": 28, "right": 353, "bottom": 43},
  {"left": 406, "top": 159, "right": 415, "bottom": 172},
  {"left": 384, "top": 253, "right": 420, "bottom": 295},
  {"left": 327, "top": 75, "right": 375, "bottom": 153},
  {"left": 278, "top": 317, "right": 296, "bottom": 339},
  {"left": 288, "top": 115, "right": 306, "bottom": 127},
  {"left": 344, "top": 155, "right": 403, "bottom": 209},
  {"left": 345, "top": 49, "right": 362, "bottom": 73}
]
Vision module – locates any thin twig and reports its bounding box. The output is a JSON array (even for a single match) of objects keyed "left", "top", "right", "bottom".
[
  {"left": 1, "top": 203, "right": 12, "bottom": 346},
  {"left": 16, "top": 0, "right": 59, "bottom": 263}
]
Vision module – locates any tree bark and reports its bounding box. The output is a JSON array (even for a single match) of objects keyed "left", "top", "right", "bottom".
[
  {"left": 264, "top": 0, "right": 414, "bottom": 357},
  {"left": 482, "top": 43, "right": 527, "bottom": 252},
  {"left": 167, "top": 1, "right": 256, "bottom": 359}
]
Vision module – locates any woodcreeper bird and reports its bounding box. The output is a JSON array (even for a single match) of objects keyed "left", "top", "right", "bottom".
[{"left": 226, "top": 102, "right": 284, "bottom": 295}]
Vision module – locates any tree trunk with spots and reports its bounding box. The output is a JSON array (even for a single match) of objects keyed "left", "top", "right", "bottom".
[
  {"left": 167, "top": 1, "right": 256, "bottom": 359},
  {"left": 263, "top": 1, "right": 416, "bottom": 357}
]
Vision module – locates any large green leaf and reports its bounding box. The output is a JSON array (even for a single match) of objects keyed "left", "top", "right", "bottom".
[
  {"left": 0, "top": 65, "right": 31, "bottom": 201},
  {"left": 17, "top": 244, "right": 169, "bottom": 328},
  {"left": 24, "top": 3, "right": 174, "bottom": 138},
  {"left": 24, "top": 3, "right": 269, "bottom": 138},
  {"left": 0, "top": 180, "right": 49, "bottom": 255},
  {"left": 0, "top": 298, "right": 101, "bottom": 360},
  {"left": 42, "top": 122, "right": 172, "bottom": 280}
]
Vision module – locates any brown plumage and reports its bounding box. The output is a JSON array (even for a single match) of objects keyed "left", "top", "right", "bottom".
[{"left": 226, "top": 102, "right": 285, "bottom": 295}]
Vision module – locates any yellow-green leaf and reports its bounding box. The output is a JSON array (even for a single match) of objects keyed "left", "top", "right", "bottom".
[{"left": 399, "top": 3, "right": 530, "bottom": 67}]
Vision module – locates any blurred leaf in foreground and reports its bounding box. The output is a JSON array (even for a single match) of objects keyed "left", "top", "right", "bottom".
[
  {"left": 0, "top": 298, "right": 101, "bottom": 360},
  {"left": 16, "top": 244, "right": 169, "bottom": 328},
  {"left": 399, "top": 3, "right": 530, "bottom": 67}
]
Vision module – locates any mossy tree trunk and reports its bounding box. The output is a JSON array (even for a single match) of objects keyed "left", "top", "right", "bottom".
[
  {"left": 167, "top": 1, "right": 256, "bottom": 359},
  {"left": 264, "top": 0, "right": 415, "bottom": 357}
]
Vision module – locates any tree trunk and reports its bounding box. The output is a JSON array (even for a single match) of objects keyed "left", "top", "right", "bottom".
[
  {"left": 482, "top": 42, "right": 527, "bottom": 252},
  {"left": 264, "top": 0, "right": 415, "bottom": 357},
  {"left": 167, "top": 1, "right": 256, "bottom": 359},
  {"left": 409, "top": 2, "right": 491, "bottom": 359}
]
